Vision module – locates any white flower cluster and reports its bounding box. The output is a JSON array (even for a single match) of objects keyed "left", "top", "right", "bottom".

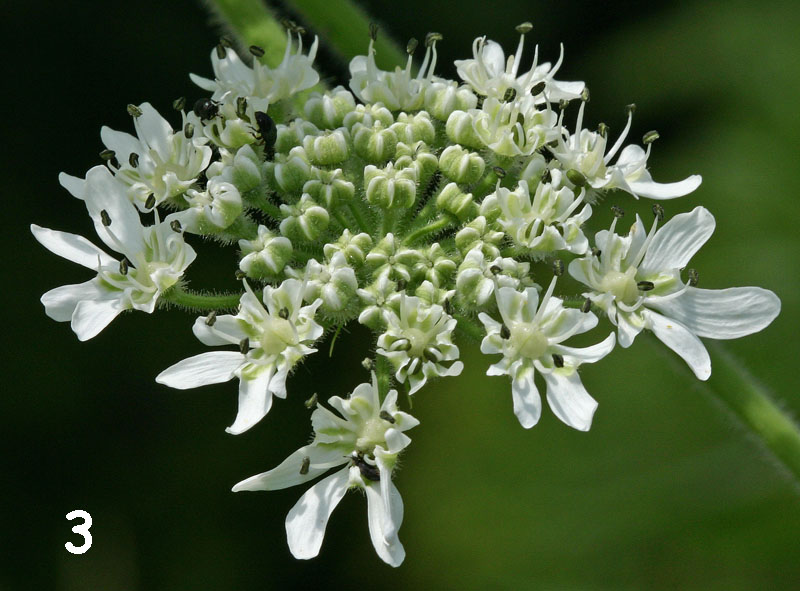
[{"left": 32, "top": 22, "right": 780, "bottom": 566}]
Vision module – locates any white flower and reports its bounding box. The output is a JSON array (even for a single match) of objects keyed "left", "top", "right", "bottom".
[
  {"left": 478, "top": 280, "right": 616, "bottom": 430},
  {"left": 191, "top": 31, "right": 319, "bottom": 104},
  {"left": 357, "top": 275, "right": 401, "bottom": 330},
  {"left": 349, "top": 34, "right": 441, "bottom": 111},
  {"left": 455, "top": 34, "right": 584, "bottom": 103},
  {"left": 377, "top": 296, "right": 463, "bottom": 394},
  {"left": 550, "top": 101, "right": 702, "bottom": 200},
  {"left": 91, "top": 103, "right": 212, "bottom": 209},
  {"left": 232, "top": 373, "right": 419, "bottom": 567},
  {"left": 494, "top": 178, "right": 591, "bottom": 254},
  {"left": 156, "top": 279, "right": 322, "bottom": 434},
  {"left": 568, "top": 207, "right": 780, "bottom": 379},
  {"left": 31, "top": 166, "right": 196, "bottom": 340},
  {"left": 169, "top": 176, "right": 242, "bottom": 234}
]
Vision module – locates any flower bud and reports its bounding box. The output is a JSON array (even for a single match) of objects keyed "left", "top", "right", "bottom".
[
  {"left": 279, "top": 195, "right": 330, "bottom": 241},
  {"left": 176, "top": 177, "right": 243, "bottom": 234},
  {"left": 304, "top": 86, "right": 357, "bottom": 129},
  {"left": 353, "top": 122, "right": 398, "bottom": 163},
  {"left": 394, "top": 142, "right": 439, "bottom": 183},
  {"left": 303, "top": 168, "right": 355, "bottom": 208},
  {"left": 438, "top": 145, "right": 485, "bottom": 185},
  {"left": 364, "top": 163, "right": 417, "bottom": 209},
  {"left": 445, "top": 110, "right": 483, "bottom": 149},
  {"left": 323, "top": 229, "right": 373, "bottom": 267},
  {"left": 414, "top": 279, "right": 455, "bottom": 307},
  {"left": 302, "top": 129, "right": 350, "bottom": 166},
  {"left": 343, "top": 103, "right": 394, "bottom": 130},
  {"left": 229, "top": 144, "right": 263, "bottom": 191},
  {"left": 436, "top": 182, "right": 477, "bottom": 220},
  {"left": 455, "top": 216, "right": 504, "bottom": 257},
  {"left": 265, "top": 147, "right": 312, "bottom": 194},
  {"left": 275, "top": 119, "right": 321, "bottom": 154},
  {"left": 302, "top": 252, "right": 358, "bottom": 315},
  {"left": 424, "top": 80, "right": 478, "bottom": 121},
  {"left": 390, "top": 112, "right": 435, "bottom": 144},
  {"left": 239, "top": 225, "right": 294, "bottom": 278}
]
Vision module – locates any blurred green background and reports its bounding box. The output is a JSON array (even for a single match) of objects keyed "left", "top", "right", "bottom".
[{"left": 3, "top": 0, "right": 799, "bottom": 588}]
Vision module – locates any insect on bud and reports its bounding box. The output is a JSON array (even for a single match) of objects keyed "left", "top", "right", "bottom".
[
  {"left": 643, "top": 130, "right": 660, "bottom": 145},
  {"left": 611, "top": 205, "right": 625, "bottom": 219},
  {"left": 515, "top": 21, "right": 533, "bottom": 34},
  {"left": 170, "top": 219, "right": 182, "bottom": 232},
  {"left": 379, "top": 410, "right": 396, "bottom": 424},
  {"left": 552, "top": 259, "right": 565, "bottom": 277},
  {"left": 581, "top": 297, "right": 592, "bottom": 313},
  {"left": 249, "top": 45, "right": 265, "bottom": 58},
  {"left": 278, "top": 307, "right": 290, "bottom": 320},
  {"left": 637, "top": 280, "right": 655, "bottom": 292},
  {"left": 406, "top": 38, "right": 418, "bottom": 55},
  {"left": 687, "top": 268, "right": 699, "bottom": 286},
  {"left": 299, "top": 457, "right": 310, "bottom": 475},
  {"left": 119, "top": 257, "right": 129, "bottom": 275},
  {"left": 500, "top": 324, "right": 511, "bottom": 339},
  {"left": 129, "top": 153, "right": 139, "bottom": 168},
  {"left": 530, "top": 81, "right": 546, "bottom": 96},
  {"left": 100, "top": 210, "right": 112, "bottom": 227},
  {"left": 566, "top": 169, "right": 587, "bottom": 187},
  {"left": 304, "top": 393, "right": 318, "bottom": 409},
  {"left": 205, "top": 311, "right": 217, "bottom": 326},
  {"left": 144, "top": 194, "right": 156, "bottom": 210},
  {"left": 652, "top": 204, "right": 664, "bottom": 221},
  {"left": 552, "top": 353, "right": 564, "bottom": 368},
  {"left": 127, "top": 104, "right": 143, "bottom": 118},
  {"left": 239, "top": 338, "right": 250, "bottom": 355},
  {"left": 172, "top": 96, "right": 186, "bottom": 111}
]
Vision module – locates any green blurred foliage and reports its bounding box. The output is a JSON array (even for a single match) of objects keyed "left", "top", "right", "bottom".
[{"left": 2, "top": 0, "right": 799, "bottom": 589}]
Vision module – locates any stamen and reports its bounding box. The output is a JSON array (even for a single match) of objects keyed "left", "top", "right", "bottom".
[
  {"left": 533, "top": 276, "right": 558, "bottom": 324},
  {"left": 172, "top": 96, "right": 186, "bottom": 111},
  {"left": 205, "top": 310, "right": 217, "bottom": 326},
  {"left": 604, "top": 104, "right": 635, "bottom": 164},
  {"left": 552, "top": 353, "right": 564, "bottom": 368},
  {"left": 249, "top": 45, "right": 265, "bottom": 58},
  {"left": 552, "top": 259, "right": 565, "bottom": 277},
  {"left": 304, "top": 393, "right": 318, "bottom": 409},
  {"left": 581, "top": 297, "right": 592, "bottom": 313},
  {"left": 687, "top": 268, "right": 699, "bottom": 286},
  {"left": 299, "top": 457, "right": 310, "bottom": 475},
  {"left": 239, "top": 338, "right": 250, "bottom": 355},
  {"left": 127, "top": 104, "right": 143, "bottom": 118},
  {"left": 500, "top": 324, "right": 511, "bottom": 339}
]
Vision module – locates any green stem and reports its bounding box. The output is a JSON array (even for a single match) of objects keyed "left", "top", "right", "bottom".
[
  {"left": 376, "top": 354, "right": 392, "bottom": 400},
  {"left": 454, "top": 313, "right": 484, "bottom": 342},
  {"left": 654, "top": 338, "right": 800, "bottom": 487},
  {"left": 403, "top": 215, "right": 455, "bottom": 245},
  {"left": 347, "top": 201, "right": 373, "bottom": 234},
  {"left": 161, "top": 285, "right": 245, "bottom": 311},
  {"left": 473, "top": 169, "right": 499, "bottom": 200}
]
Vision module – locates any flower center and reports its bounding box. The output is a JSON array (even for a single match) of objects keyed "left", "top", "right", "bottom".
[
  {"left": 600, "top": 269, "right": 639, "bottom": 305},
  {"left": 405, "top": 328, "right": 430, "bottom": 358},
  {"left": 510, "top": 323, "right": 549, "bottom": 360},
  {"left": 259, "top": 317, "right": 296, "bottom": 355},
  {"left": 356, "top": 417, "right": 388, "bottom": 452}
]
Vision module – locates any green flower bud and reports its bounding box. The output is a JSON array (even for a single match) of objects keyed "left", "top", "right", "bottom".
[
  {"left": 445, "top": 110, "right": 483, "bottom": 150},
  {"left": 301, "top": 252, "right": 358, "bottom": 315},
  {"left": 390, "top": 112, "right": 436, "bottom": 144},
  {"left": 230, "top": 144, "right": 263, "bottom": 192},
  {"left": 414, "top": 279, "right": 455, "bottom": 307},
  {"left": 394, "top": 142, "right": 439, "bottom": 184},
  {"left": 438, "top": 145, "right": 485, "bottom": 185},
  {"left": 279, "top": 194, "right": 330, "bottom": 241},
  {"left": 455, "top": 215, "right": 504, "bottom": 258},
  {"left": 478, "top": 192, "right": 502, "bottom": 223},
  {"left": 436, "top": 182, "right": 477, "bottom": 220},
  {"left": 411, "top": 244, "right": 459, "bottom": 287},
  {"left": 179, "top": 178, "right": 243, "bottom": 234},
  {"left": 343, "top": 103, "right": 394, "bottom": 131},
  {"left": 323, "top": 229, "right": 373, "bottom": 267},
  {"left": 303, "top": 86, "right": 357, "bottom": 129},
  {"left": 364, "top": 163, "right": 417, "bottom": 209},
  {"left": 239, "top": 225, "right": 293, "bottom": 277},
  {"left": 519, "top": 153, "right": 547, "bottom": 184},
  {"left": 275, "top": 119, "right": 321, "bottom": 154},
  {"left": 353, "top": 122, "right": 398, "bottom": 164},
  {"left": 424, "top": 81, "right": 478, "bottom": 121},
  {"left": 302, "top": 129, "right": 350, "bottom": 166},
  {"left": 265, "top": 147, "right": 312, "bottom": 195},
  {"left": 303, "top": 168, "right": 355, "bottom": 208}
]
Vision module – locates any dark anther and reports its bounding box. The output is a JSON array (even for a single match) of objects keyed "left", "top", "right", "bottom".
[
  {"left": 652, "top": 204, "right": 664, "bottom": 222},
  {"left": 423, "top": 348, "right": 439, "bottom": 362},
  {"left": 581, "top": 297, "right": 592, "bottom": 313},
  {"left": 299, "top": 457, "right": 310, "bottom": 475},
  {"left": 581, "top": 87, "right": 590, "bottom": 102},
  {"left": 249, "top": 45, "right": 265, "bottom": 58},
  {"left": 119, "top": 257, "right": 129, "bottom": 275},
  {"left": 183, "top": 122, "right": 194, "bottom": 139},
  {"left": 515, "top": 21, "right": 533, "bottom": 34},
  {"left": 380, "top": 410, "right": 396, "bottom": 424},
  {"left": 145, "top": 194, "right": 156, "bottom": 210},
  {"left": 193, "top": 98, "right": 218, "bottom": 120},
  {"left": 100, "top": 210, "right": 112, "bottom": 227},
  {"left": 406, "top": 38, "right": 418, "bottom": 55},
  {"left": 170, "top": 220, "right": 182, "bottom": 233},
  {"left": 597, "top": 122, "right": 608, "bottom": 137},
  {"left": 625, "top": 103, "right": 637, "bottom": 116},
  {"left": 541, "top": 168, "right": 552, "bottom": 183},
  {"left": 353, "top": 454, "right": 381, "bottom": 482},
  {"left": 205, "top": 311, "right": 217, "bottom": 326},
  {"left": 503, "top": 87, "right": 517, "bottom": 102},
  {"left": 235, "top": 270, "right": 247, "bottom": 280},
  {"left": 369, "top": 22, "right": 379, "bottom": 41},
  {"left": 530, "top": 81, "right": 546, "bottom": 96},
  {"left": 278, "top": 307, "right": 290, "bottom": 319},
  {"left": 172, "top": 96, "right": 186, "bottom": 111},
  {"left": 489, "top": 265, "right": 502, "bottom": 275},
  {"left": 500, "top": 324, "right": 511, "bottom": 339},
  {"left": 687, "top": 268, "right": 699, "bottom": 286},
  {"left": 236, "top": 97, "right": 248, "bottom": 119},
  {"left": 552, "top": 259, "right": 565, "bottom": 277},
  {"left": 611, "top": 205, "right": 625, "bottom": 218},
  {"left": 304, "top": 393, "right": 318, "bottom": 409},
  {"left": 99, "top": 149, "right": 116, "bottom": 161},
  {"left": 219, "top": 36, "right": 232, "bottom": 48},
  {"left": 591, "top": 247, "right": 602, "bottom": 257},
  {"left": 637, "top": 280, "right": 655, "bottom": 292},
  {"left": 127, "top": 104, "right": 143, "bottom": 118},
  {"left": 493, "top": 166, "right": 506, "bottom": 179},
  {"left": 425, "top": 32, "right": 443, "bottom": 46},
  {"left": 559, "top": 99, "right": 571, "bottom": 111},
  {"left": 129, "top": 153, "right": 139, "bottom": 168},
  {"left": 396, "top": 279, "right": 407, "bottom": 291},
  {"left": 239, "top": 338, "right": 250, "bottom": 355},
  {"left": 215, "top": 44, "right": 226, "bottom": 59},
  {"left": 552, "top": 353, "right": 564, "bottom": 368},
  {"left": 643, "top": 130, "right": 660, "bottom": 145},
  {"left": 566, "top": 169, "right": 587, "bottom": 187}
]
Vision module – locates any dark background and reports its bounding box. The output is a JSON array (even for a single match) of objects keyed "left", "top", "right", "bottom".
[{"left": 3, "top": 1, "right": 799, "bottom": 589}]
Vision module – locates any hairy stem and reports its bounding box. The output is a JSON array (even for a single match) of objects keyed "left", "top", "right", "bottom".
[{"left": 161, "top": 284, "right": 244, "bottom": 311}]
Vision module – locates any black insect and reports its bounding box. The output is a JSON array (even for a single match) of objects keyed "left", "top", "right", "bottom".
[
  {"left": 193, "top": 98, "right": 219, "bottom": 120},
  {"left": 353, "top": 453, "right": 380, "bottom": 482},
  {"left": 254, "top": 111, "right": 277, "bottom": 158}
]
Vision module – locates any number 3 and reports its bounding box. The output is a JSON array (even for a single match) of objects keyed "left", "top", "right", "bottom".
[{"left": 65, "top": 509, "right": 93, "bottom": 554}]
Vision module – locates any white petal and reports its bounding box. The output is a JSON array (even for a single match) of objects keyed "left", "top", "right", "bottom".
[
  {"left": 31, "top": 225, "right": 116, "bottom": 269},
  {"left": 542, "top": 370, "right": 598, "bottom": 431},
  {"left": 285, "top": 468, "right": 349, "bottom": 560},
  {"left": 645, "top": 309, "right": 711, "bottom": 380},
  {"left": 365, "top": 478, "right": 405, "bottom": 567},
  {"left": 40, "top": 280, "right": 108, "bottom": 322},
  {"left": 71, "top": 297, "right": 125, "bottom": 341},
  {"left": 552, "top": 332, "right": 616, "bottom": 364},
  {"left": 227, "top": 368, "right": 275, "bottom": 434},
  {"left": 510, "top": 366, "right": 542, "bottom": 429},
  {"left": 232, "top": 445, "right": 346, "bottom": 492},
  {"left": 58, "top": 172, "right": 86, "bottom": 199},
  {"left": 100, "top": 126, "right": 141, "bottom": 163},
  {"left": 639, "top": 207, "right": 715, "bottom": 275},
  {"left": 133, "top": 102, "right": 172, "bottom": 158},
  {"left": 627, "top": 175, "right": 702, "bottom": 200},
  {"left": 192, "top": 315, "right": 247, "bottom": 346},
  {"left": 156, "top": 351, "right": 243, "bottom": 389},
  {"left": 648, "top": 286, "right": 780, "bottom": 340},
  {"left": 83, "top": 166, "right": 146, "bottom": 258}
]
